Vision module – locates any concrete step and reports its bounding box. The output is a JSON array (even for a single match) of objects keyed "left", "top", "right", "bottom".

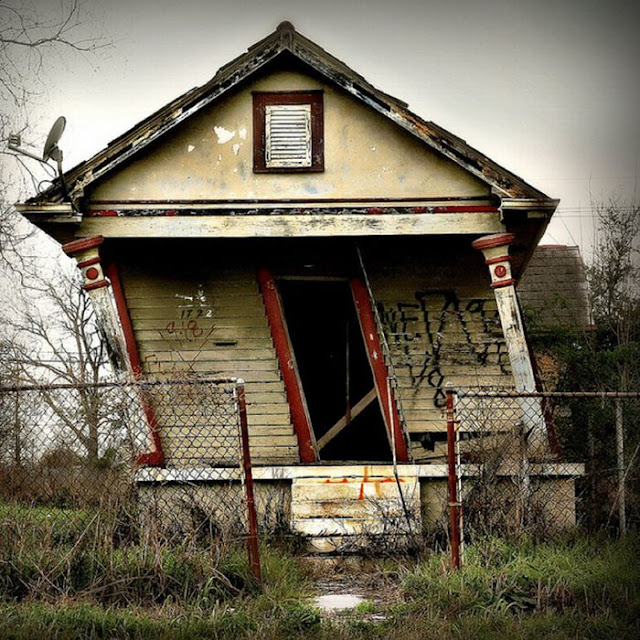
[{"left": 290, "top": 464, "right": 421, "bottom": 553}]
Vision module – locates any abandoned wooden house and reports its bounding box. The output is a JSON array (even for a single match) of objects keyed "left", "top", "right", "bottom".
[{"left": 18, "top": 22, "right": 583, "bottom": 549}]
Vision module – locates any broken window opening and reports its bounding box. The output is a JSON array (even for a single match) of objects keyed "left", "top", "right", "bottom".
[{"left": 277, "top": 280, "right": 392, "bottom": 462}]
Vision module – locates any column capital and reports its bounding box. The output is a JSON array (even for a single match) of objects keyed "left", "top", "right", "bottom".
[
  {"left": 472, "top": 233, "right": 516, "bottom": 289},
  {"left": 471, "top": 232, "right": 515, "bottom": 252},
  {"left": 62, "top": 235, "right": 109, "bottom": 291},
  {"left": 62, "top": 235, "right": 104, "bottom": 256}
]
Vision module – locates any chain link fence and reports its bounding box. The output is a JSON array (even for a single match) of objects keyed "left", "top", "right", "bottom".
[
  {"left": 0, "top": 377, "right": 260, "bottom": 581},
  {"left": 446, "top": 389, "right": 640, "bottom": 547}
]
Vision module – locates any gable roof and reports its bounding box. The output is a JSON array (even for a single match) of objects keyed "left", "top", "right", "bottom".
[{"left": 26, "top": 21, "right": 556, "bottom": 208}]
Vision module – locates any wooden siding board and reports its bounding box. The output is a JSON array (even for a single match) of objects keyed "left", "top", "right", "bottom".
[{"left": 119, "top": 263, "right": 298, "bottom": 465}]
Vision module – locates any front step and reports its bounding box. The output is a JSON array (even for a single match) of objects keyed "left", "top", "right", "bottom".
[{"left": 290, "top": 465, "right": 420, "bottom": 553}]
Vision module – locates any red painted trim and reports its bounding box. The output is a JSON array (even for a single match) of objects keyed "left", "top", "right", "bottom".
[
  {"left": 350, "top": 278, "right": 409, "bottom": 462},
  {"left": 490, "top": 278, "right": 517, "bottom": 289},
  {"left": 104, "top": 262, "right": 143, "bottom": 377},
  {"left": 77, "top": 256, "right": 101, "bottom": 268},
  {"left": 471, "top": 233, "right": 515, "bottom": 252},
  {"left": 85, "top": 267, "right": 101, "bottom": 281},
  {"left": 253, "top": 91, "right": 324, "bottom": 173},
  {"left": 236, "top": 383, "right": 262, "bottom": 583},
  {"left": 82, "top": 279, "right": 110, "bottom": 291},
  {"left": 257, "top": 269, "right": 317, "bottom": 463},
  {"left": 485, "top": 255, "right": 512, "bottom": 266},
  {"left": 86, "top": 210, "right": 118, "bottom": 217},
  {"left": 104, "top": 261, "right": 165, "bottom": 467},
  {"left": 63, "top": 236, "right": 104, "bottom": 255},
  {"left": 412, "top": 205, "right": 498, "bottom": 214}
]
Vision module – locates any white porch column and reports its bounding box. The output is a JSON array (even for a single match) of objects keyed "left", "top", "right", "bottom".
[
  {"left": 62, "top": 236, "right": 129, "bottom": 376},
  {"left": 472, "top": 233, "right": 548, "bottom": 453}
]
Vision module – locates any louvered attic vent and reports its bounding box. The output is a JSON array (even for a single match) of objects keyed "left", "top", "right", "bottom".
[
  {"left": 265, "top": 104, "right": 311, "bottom": 168},
  {"left": 253, "top": 91, "right": 324, "bottom": 173}
]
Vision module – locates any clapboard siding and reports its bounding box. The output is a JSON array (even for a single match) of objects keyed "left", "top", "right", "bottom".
[
  {"left": 114, "top": 236, "right": 515, "bottom": 466},
  {"left": 118, "top": 262, "right": 298, "bottom": 466},
  {"left": 366, "top": 251, "right": 513, "bottom": 461}
]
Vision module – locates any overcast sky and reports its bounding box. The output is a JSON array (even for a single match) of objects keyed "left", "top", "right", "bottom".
[{"left": 12, "top": 0, "right": 640, "bottom": 259}]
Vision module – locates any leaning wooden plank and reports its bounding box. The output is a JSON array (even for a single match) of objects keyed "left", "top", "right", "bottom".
[{"left": 316, "top": 388, "right": 377, "bottom": 451}]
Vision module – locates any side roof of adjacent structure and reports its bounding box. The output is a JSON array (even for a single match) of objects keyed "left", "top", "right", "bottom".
[{"left": 518, "top": 245, "right": 593, "bottom": 332}]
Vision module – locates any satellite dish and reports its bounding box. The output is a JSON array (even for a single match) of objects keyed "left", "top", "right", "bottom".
[
  {"left": 42, "top": 116, "right": 66, "bottom": 162},
  {"left": 7, "top": 115, "right": 73, "bottom": 206}
]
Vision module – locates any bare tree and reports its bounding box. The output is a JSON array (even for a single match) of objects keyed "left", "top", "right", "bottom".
[
  {"left": 586, "top": 196, "right": 640, "bottom": 391},
  {"left": 0, "top": 0, "right": 107, "bottom": 254},
  {"left": 1, "top": 269, "right": 114, "bottom": 462}
]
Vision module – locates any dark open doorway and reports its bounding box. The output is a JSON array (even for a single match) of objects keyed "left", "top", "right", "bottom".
[{"left": 277, "top": 279, "right": 392, "bottom": 462}]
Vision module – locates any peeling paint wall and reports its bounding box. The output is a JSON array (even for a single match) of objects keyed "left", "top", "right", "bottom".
[{"left": 88, "top": 69, "right": 489, "bottom": 203}]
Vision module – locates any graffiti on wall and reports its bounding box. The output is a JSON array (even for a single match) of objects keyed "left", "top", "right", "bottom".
[
  {"left": 143, "top": 285, "right": 218, "bottom": 374},
  {"left": 162, "top": 286, "right": 214, "bottom": 342},
  {"left": 378, "top": 290, "right": 509, "bottom": 407}
]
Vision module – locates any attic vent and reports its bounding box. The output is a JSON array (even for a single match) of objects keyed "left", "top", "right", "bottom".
[
  {"left": 265, "top": 104, "right": 311, "bottom": 168},
  {"left": 253, "top": 91, "right": 324, "bottom": 173}
]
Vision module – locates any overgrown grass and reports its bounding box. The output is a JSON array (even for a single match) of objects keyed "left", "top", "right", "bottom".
[
  {"left": 2, "top": 499, "right": 639, "bottom": 639},
  {"left": 394, "top": 534, "right": 640, "bottom": 638}
]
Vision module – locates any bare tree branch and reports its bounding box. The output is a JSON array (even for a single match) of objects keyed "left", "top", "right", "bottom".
[{"left": 0, "top": 0, "right": 109, "bottom": 257}]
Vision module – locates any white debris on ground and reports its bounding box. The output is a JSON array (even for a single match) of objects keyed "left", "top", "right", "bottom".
[{"left": 313, "top": 593, "right": 364, "bottom": 612}]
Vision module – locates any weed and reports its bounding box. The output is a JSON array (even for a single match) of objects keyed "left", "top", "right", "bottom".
[{"left": 353, "top": 599, "right": 376, "bottom": 614}]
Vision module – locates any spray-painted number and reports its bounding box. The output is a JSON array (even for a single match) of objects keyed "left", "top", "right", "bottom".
[{"left": 164, "top": 319, "right": 204, "bottom": 339}]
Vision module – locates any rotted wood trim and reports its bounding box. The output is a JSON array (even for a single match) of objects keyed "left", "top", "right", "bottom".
[
  {"left": 86, "top": 204, "right": 499, "bottom": 215},
  {"left": 79, "top": 212, "right": 505, "bottom": 239},
  {"left": 350, "top": 277, "right": 409, "bottom": 462},
  {"left": 257, "top": 268, "right": 318, "bottom": 463}
]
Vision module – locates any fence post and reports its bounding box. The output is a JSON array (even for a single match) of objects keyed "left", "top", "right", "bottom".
[
  {"left": 615, "top": 397, "right": 626, "bottom": 536},
  {"left": 236, "top": 380, "right": 262, "bottom": 584},
  {"left": 13, "top": 389, "right": 21, "bottom": 466},
  {"left": 446, "top": 384, "right": 461, "bottom": 569}
]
